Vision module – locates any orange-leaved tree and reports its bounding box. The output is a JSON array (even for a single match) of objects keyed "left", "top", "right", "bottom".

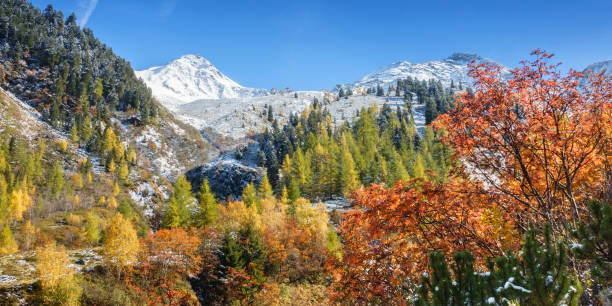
[
  {"left": 437, "top": 49, "right": 611, "bottom": 230},
  {"left": 328, "top": 178, "right": 504, "bottom": 304}
]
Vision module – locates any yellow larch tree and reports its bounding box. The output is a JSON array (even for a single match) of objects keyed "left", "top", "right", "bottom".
[{"left": 104, "top": 214, "right": 139, "bottom": 274}]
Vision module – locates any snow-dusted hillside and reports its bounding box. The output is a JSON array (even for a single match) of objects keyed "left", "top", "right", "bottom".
[
  {"left": 583, "top": 60, "right": 612, "bottom": 76},
  {"left": 136, "top": 54, "right": 268, "bottom": 109},
  {"left": 176, "top": 91, "right": 326, "bottom": 139},
  {"left": 343, "top": 52, "right": 508, "bottom": 91},
  {"left": 138, "top": 52, "right": 497, "bottom": 142}
]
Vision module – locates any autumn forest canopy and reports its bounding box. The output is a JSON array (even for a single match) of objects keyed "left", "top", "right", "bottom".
[{"left": 0, "top": 1, "right": 611, "bottom": 305}]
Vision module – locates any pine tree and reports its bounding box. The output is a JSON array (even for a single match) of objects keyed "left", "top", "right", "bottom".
[
  {"left": 239, "top": 222, "right": 267, "bottom": 269},
  {"left": 195, "top": 179, "right": 218, "bottom": 228},
  {"left": 258, "top": 174, "right": 274, "bottom": 199},
  {"left": 337, "top": 145, "right": 359, "bottom": 197},
  {"left": 280, "top": 154, "right": 292, "bottom": 189},
  {"left": 425, "top": 96, "right": 438, "bottom": 125},
  {"left": 412, "top": 152, "right": 425, "bottom": 178},
  {"left": 288, "top": 179, "right": 300, "bottom": 204},
  {"left": 415, "top": 225, "right": 582, "bottom": 306},
  {"left": 572, "top": 200, "right": 612, "bottom": 286},
  {"left": 242, "top": 182, "right": 258, "bottom": 208},
  {"left": 280, "top": 186, "right": 289, "bottom": 206},
  {"left": 117, "top": 159, "right": 129, "bottom": 180},
  {"left": 50, "top": 161, "right": 64, "bottom": 199},
  {"left": 386, "top": 150, "right": 409, "bottom": 187},
  {"left": 162, "top": 176, "right": 194, "bottom": 228},
  {"left": 291, "top": 147, "right": 311, "bottom": 191},
  {"left": 70, "top": 122, "right": 78, "bottom": 143},
  {"left": 222, "top": 230, "right": 244, "bottom": 269},
  {"left": 267, "top": 105, "right": 274, "bottom": 122}
]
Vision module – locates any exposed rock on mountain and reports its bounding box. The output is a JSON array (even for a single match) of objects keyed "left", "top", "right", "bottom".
[{"left": 185, "top": 160, "right": 263, "bottom": 200}]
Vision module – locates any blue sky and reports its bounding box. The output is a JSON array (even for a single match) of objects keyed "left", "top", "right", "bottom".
[{"left": 30, "top": 0, "right": 612, "bottom": 90}]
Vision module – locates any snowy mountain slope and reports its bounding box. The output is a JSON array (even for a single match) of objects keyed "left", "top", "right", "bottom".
[
  {"left": 343, "top": 52, "right": 509, "bottom": 90},
  {"left": 583, "top": 60, "right": 612, "bottom": 76},
  {"left": 138, "top": 52, "right": 499, "bottom": 142},
  {"left": 135, "top": 54, "right": 268, "bottom": 109},
  {"left": 176, "top": 91, "right": 326, "bottom": 140}
]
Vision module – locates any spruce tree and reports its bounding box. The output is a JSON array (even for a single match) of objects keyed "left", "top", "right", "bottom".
[{"left": 222, "top": 230, "right": 244, "bottom": 269}]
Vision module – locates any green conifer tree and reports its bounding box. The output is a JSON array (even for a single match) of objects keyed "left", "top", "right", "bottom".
[
  {"left": 257, "top": 174, "right": 274, "bottom": 199},
  {"left": 162, "top": 176, "right": 194, "bottom": 228},
  {"left": 242, "top": 182, "right": 258, "bottom": 208},
  {"left": 571, "top": 200, "right": 612, "bottom": 287},
  {"left": 195, "top": 179, "right": 218, "bottom": 228}
]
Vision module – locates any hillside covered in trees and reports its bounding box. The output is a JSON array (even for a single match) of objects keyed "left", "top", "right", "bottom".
[{"left": 0, "top": 0, "right": 610, "bottom": 305}]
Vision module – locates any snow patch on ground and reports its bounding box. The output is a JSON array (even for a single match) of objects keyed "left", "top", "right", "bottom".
[
  {"left": 128, "top": 182, "right": 156, "bottom": 217},
  {"left": 177, "top": 91, "right": 325, "bottom": 139}
]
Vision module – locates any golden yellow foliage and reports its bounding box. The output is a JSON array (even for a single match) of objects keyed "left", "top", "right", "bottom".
[
  {"left": 56, "top": 140, "right": 68, "bottom": 153},
  {"left": 35, "top": 241, "right": 74, "bottom": 289},
  {"left": 112, "top": 182, "right": 120, "bottom": 196},
  {"left": 73, "top": 194, "right": 80, "bottom": 208},
  {"left": 35, "top": 241, "right": 81, "bottom": 305},
  {"left": 0, "top": 223, "right": 18, "bottom": 255},
  {"left": 65, "top": 213, "right": 83, "bottom": 226},
  {"left": 218, "top": 200, "right": 262, "bottom": 233},
  {"left": 294, "top": 199, "right": 329, "bottom": 241},
  {"left": 107, "top": 197, "right": 118, "bottom": 209},
  {"left": 21, "top": 220, "right": 36, "bottom": 250},
  {"left": 104, "top": 214, "right": 139, "bottom": 270},
  {"left": 7, "top": 188, "right": 32, "bottom": 222},
  {"left": 71, "top": 173, "right": 83, "bottom": 190}
]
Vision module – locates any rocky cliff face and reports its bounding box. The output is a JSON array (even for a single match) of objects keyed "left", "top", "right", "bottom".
[{"left": 185, "top": 160, "right": 263, "bottom": 200}]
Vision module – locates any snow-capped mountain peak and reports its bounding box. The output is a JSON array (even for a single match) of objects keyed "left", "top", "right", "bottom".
[
  {"left": 136, "top": 54, "right": 267, "bottom": 109},
  {"left": 345, "top": 52, "right": 508, "bottom": 91},
  {"left": 583, "top": 60, "right": 612, "bottom": 76},
  {"left": 444, "top": 52, "right": 485, "bottom": 64}
]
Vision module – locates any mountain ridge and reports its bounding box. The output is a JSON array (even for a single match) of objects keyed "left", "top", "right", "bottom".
[
  {"left": 136, "top": 54, "right": 269, "bottom": 108},
  {"left": 342, "top": 52, "right": 509, "bottom": 91}
]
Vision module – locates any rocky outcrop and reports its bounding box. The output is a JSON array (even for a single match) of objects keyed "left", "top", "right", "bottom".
[{"left": 185, "top": 160, "right": 263, "bottom": 200}]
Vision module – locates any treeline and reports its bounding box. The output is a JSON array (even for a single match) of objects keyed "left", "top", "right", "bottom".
[
  {"left": 0, "top": 0, "right": 157, "bottom": 156},
  {"left": 339, "top": 76, "right": 466, "bottom": 124},
  {"left": 252, "top": 100, "right": 453, "bottom": 201}
]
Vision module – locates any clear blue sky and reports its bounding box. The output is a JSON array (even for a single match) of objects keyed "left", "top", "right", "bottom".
[{"left": 30, "top": 0, "right": 612, "bottom": 90}]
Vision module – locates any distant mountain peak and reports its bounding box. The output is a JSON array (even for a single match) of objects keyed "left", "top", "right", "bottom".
[
  {"left": 445, "top": 52, "right": 484, "bottom": 64},
  {"left": 136, "top": 55, "right": 267, "bottom": 108},
  {"left": 583, "top": 60, "right": 612, "bottom": 75},
  {"left": 344, "top": 53, "right": 508, "bottom": 91}
]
